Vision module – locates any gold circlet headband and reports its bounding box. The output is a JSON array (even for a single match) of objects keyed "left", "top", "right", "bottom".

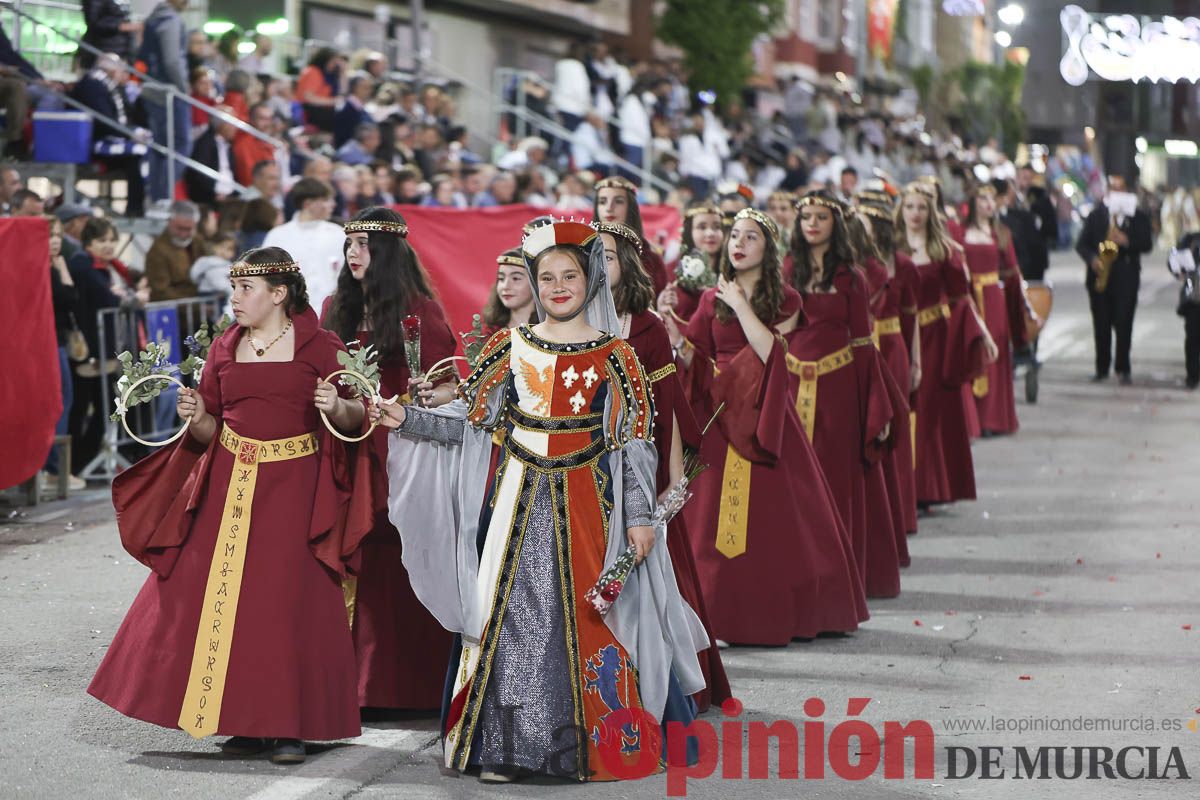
[
  {"left": 591, "top": 221, "right": 643, "bottom": 253},
  {"left": 685, "top": 205, "right": 723, "bottom": 219},
  {"left": 496, "top": 254, "right": 525, "bottom": 267},
  {"left": 854, "top": 205, "right": 893, "bottom": 222},
  {"left": 796, "top": 195, "right": 845, "bottom": 216},
  {"left": 343, "top": 220, "right": 409, "bottom": 237},
  {"left": 229, "top": 261, "right": 301, "bottom": 277},
  {"left": 733, "top": 207, "right": 779, "bottom": 238},
  {"left": 594, "top": 176, "right": 638, "bottom": 193}
]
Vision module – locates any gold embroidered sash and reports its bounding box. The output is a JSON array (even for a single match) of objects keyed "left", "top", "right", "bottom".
[
  {"left": 971, "top": 272, "right": 1000, "bottom": 398},
  {"left": 178, "top": 425, "right": 319, "bottom": 739},
  {"left": 873, "top": 316, "right": 901, "bottom": 347},
  {"left": 785, "top": 345, "right": 855, "bottom": 442},
  {"left": 917, "top": 303, "right": 951, "bottom": 327},
  {"left": 715, "top": 444, "right": 752, "bottom": 559}
]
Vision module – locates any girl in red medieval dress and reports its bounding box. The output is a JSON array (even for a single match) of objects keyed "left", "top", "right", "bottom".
[
  {"left": 895, "top": 183, "right": 996, "bottom": 506},
  {"left": 664, "top": 207, "right": 868, "bottom": 645},
  {"left": 955, "top": 184, "right": 1027, "bottom": 436},
  {"left": 788, "top": 191, "right": 900, "bottom": 598},
  {"left": 480, "top": 248, "right": 538, "bottom": 337},
  {"left": 593, "top": 175, "right": 670, "bottom": 294},
  {"left": 594, "top": 220, "right": 731, "bottom": 712},
  {"left": 88, "top": 247, "right": 371, "bottom": 764},
  {"left": 854, "top": 197, "right": 921, "bottom": 539},
  {"left": 321, "top": 207, "right": 457, "bottom": 711},
  {"left": 658, "top": 202, "right": 724, "bottom": 326}
]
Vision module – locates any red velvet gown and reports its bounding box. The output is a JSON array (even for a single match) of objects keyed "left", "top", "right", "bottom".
[
  {"left": 911, "top": 249, "right": 990, "bottom": 504},
  {"left": 625, "top": 309, "right": 730, "bottom": 712},
  {"left": 89, "top": 309, "right": 369, "bottom": 741},
  {"left": 786, "top": 266, "right": 900, "bottom": 598},
  {"left": 957, "top": 231, "right": 1026, "bottom": 435},
  {"left": 321, "top": 295, "right": 457, "bottom": 710},
  {"left": 642, "top": 241, "right": 671, "bottom": 296},
  {"left": 868, "top": 254, "right": 919, "bottom": 538},
  {"left": 680, "top": 288, "right": 868, "bottom": 644}
]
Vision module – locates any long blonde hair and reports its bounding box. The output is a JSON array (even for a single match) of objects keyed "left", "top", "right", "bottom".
[{"left": 894, "top": 186, "right": 952, "bottom": 262}]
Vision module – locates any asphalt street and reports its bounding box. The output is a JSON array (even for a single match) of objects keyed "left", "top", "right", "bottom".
[{"left": 2, "top": 249, "right": 1197, "bottom": 800}]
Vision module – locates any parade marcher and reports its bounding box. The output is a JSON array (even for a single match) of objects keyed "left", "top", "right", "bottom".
[
  {"left": 957, "top": 184, "right": 1027, "bottom": 436},
  {"left": 788, "top": 191, "right": 900, "bottom": 598},
  {"left": 595, "top": 220, "right": 731, "bottom": 712},
  {"left": 480, "top": 248, "right": 537, "bottom": 336},
  {"left": 766, "top": 190, "right": 797, "bottom": 252},
  {"left": 657, "top": 202, "right": 723, "bottom": 326},
  {"left": 1017, "top": 164, "right": 1058, "bottom": 280},
  {"left": 88, "top": 247, "right": 371, "bottom": 765},
  {"left": 896, "top": 182, "right": 995, "bottom": 506},
  {"left": 1170, "top": 232, "right": 1200, "bottom": 390},
  {"left": 855, "top": 197, "right": 920, "bottom": 537},
  {"left": 666, "top": 208, "right": 867, "bottom": 644},
  {"left": 1076, "top": 175, "right": 1154, "bottom": 385},
  {"left": 321, "top": 207, "right": 458, "bottom": 711},
  {"left": 374, "top": 220, "right": 707, "bottom": 782},
  {"left": 593, "top": 175, "right": 670, "bottom": 295}
]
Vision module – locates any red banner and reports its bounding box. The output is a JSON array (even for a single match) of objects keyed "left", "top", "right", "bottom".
[
  {"left": 868, "top": 0, "right": 900, "bottom": 60},
  {"left": 0, "top": 218, "right": 60, "bottom": 490},
  {"left": 395, "top": 204, "right": 682, "bottom": 345}
]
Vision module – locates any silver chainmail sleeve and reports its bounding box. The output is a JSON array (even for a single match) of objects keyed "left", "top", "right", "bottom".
[
  {"left": 395, "top": 405, "right": 466, "bottom": 445},
  {"left": 621, "top": 455, "right": 652, "bottom": 528}
]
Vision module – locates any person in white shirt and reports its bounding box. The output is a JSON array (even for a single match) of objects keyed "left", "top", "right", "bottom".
[
  {"left": 262, "top": 178, "right": 345, "bottom": 312},
  {"left": 570, "top": 110, "right": 613, "bottom": 174},
  {"left": 677, "top": 110, "right": 727, "bottom": 200},
  {"left": 618, "top": 82, "right": 651, "bottom": 182},
  {"left": 551, "top": 44, "right": 591, "bottom": 134},
  {"left": 238, "top": 33, "right": 273, "bottom": 75}
]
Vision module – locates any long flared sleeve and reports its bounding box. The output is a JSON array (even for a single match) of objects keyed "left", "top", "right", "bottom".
[
  {"left": 940, "top": 249, "right": 991, "bottom": 388},
  {"left": 896, "top": 254, "right": 920, "bottom": 361},
  {"left": 844, "top": 266, "right": 894, "bottom": 460},
  {"left": 999, "top": 233, "right": 1031, "bottom": 349},
  {"left": 678, "top": 289, "right": 719, "bottom": 424}
]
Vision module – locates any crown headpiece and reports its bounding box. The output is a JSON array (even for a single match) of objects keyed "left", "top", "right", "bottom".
[
  {"left": 229, "top": 260, "right": 301, "bottom": 278},
  {"left": 343, "top": 219, "right": 409, "bottom": 237}
]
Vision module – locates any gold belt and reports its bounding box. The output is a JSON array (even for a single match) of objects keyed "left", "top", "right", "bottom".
[
  {"left": 873, "top": 316, "right": 901, "bottom": 347},
  {"left": 785, "top": 344, "right": 855, "bottom": 443},
  {"left": 917, "top": 303, "right": 951, "bottom": 327},
  {"left": 971, "top": 272, "right": 1000, "bottom": 398},
  {"left": 178, "top": 425, "right": 319, "bottom": 739}
]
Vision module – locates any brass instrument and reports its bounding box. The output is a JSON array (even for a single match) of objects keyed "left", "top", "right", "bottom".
[{"left": 1095, "top": 219, "right": 1120, "bottom": 292}]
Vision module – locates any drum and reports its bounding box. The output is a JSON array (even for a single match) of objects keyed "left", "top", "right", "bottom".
[{"left": 1024, "top": 280, "right": 1054, "bottom": 343}]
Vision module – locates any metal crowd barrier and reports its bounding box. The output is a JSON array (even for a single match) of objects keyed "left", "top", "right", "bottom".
[{"left": 80, "top": 294, "right": 224, "bottom": 482}]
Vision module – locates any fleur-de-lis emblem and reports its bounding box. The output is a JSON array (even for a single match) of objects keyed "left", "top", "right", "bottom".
[
  {"left": 569, "top": 390, "right": 586, "bottom": 415},
  {"left": 561, "top": 364, "right": 579, "bottom": 388},
  {"left": 582, "top": 366, "right": 599, "bottom": 389}
]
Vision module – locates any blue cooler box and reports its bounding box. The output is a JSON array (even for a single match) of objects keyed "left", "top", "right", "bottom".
[{"left": 33, "top": 111, "right": 94, "bottom": 164}]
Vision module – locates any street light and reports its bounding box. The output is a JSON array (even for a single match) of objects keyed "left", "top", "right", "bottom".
[
  {"left": 998, "top": 4, "right": 1025, "bottom": 26},
  {"left": 995, "top": 30, "right": 1013, "bottom": 48}
]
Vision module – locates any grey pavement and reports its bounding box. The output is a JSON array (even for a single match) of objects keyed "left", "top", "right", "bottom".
[{"left": 2, "top": 249, "right": 1197, "bottom": 799}]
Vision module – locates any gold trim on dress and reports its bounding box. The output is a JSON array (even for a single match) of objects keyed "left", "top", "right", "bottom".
[
  {"left": 917, "top": 303, "right": 951, "bottom": 327},
  {"left": 785, "top": 345, "right": 855, "bottom": 442},
  {"left": 647, "top": 363, "right": 677, "bottom": 384}
]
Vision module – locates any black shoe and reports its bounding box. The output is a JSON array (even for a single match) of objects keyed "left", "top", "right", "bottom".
[
  {"left": 220, "top": 736, "right": 268, "bottom": 756},
  {"left": 270, "top": 739, "right": 306, "bottom": 765},
  {"left": 1090, "top": 373, "right": 1109, "bottom": 382},
  {"left": 1186, "top": 378, "right": 1198, "bottom": 390},
  {"left": 1118, "top": 372, "right": 1132, "bottom": 386}
]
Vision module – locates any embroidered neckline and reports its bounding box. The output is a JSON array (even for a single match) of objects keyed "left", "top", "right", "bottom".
[{"left": 517, "top": 324, "right": 615, "bottom": 354}]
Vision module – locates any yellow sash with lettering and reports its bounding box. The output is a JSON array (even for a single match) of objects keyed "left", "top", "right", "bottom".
[
  {"left": 971, "top": 272, "right": 1000, "bottom": 398},
  {"left": 178, "top": 425, "right": 319, "bottom": 739},
  {"left": 785, "top": 345, "right": 856, "bottom": 443},
  {"left": 917, "top": 303, "right": 950, "bottom": 327}
]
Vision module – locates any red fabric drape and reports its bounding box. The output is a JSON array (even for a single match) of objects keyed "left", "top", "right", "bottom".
[
  {"left": 394, "top": 204, "right": 682, "bottom": 343},
  {"left": 0, "top": 218, "right": 59, "bottom": 490}
]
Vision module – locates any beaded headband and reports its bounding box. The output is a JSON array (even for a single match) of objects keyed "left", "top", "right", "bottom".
[
  {"left": 229, "top": 260, "right": 301, "bottom": 278},
  {"left": 854, "top": 204, "right": 893, "bottom": 223},
  {"left": 684, "top": 204, "right": 723, "bottom": 220},
  {"left": 591, "top": 221, "right": 644, "bottom": 253},
  {"left": 496, "top": 253, "right": 525, "bottom": 268},
  {"left": 733, "top": 207, "right": 779, "bottom": 239},
  {"left": 904, "top": 181, "right": 938, "bottom": 200},
  {"left": 856, "top": 190, "right": 893, "bottom": 206},
  {"left": 594, "top": 176, "right": 638, "bottom": 194},
  {"left": 343, "top": 220, "right": 409, "bottom": 237},
  {"left": 795, "top": 194, "right": 846, "bottom": 217}
]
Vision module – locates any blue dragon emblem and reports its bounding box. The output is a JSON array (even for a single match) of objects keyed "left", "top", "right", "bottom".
[{"left": 584, "top": 644, "right": 641, "bottom": 754}]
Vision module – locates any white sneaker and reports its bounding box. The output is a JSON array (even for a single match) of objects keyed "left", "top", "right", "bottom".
[{"left": 715, "top": 639, "right": 731, "bottom": 649}]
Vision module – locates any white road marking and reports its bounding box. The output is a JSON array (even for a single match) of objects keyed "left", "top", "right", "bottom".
[{"left": 242, "top": 728, "right": 436, "bottom": 800}]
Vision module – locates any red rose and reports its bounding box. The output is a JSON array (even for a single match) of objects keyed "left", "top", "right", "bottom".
[{"left": 402, "top": 315, "right": 422, "bottom": 340}]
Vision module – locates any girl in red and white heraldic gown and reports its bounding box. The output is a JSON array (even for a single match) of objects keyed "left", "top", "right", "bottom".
[
  {"left": 374, "top": 221, "right": 707, "bottom": 782},
  {"left": 788, "top": 191, "right": 900, "bottom": 598},
  {"left": 955, "top": 184, "right": 1027, "bottom": 436},
  {"left": 594, "top": 220, "right": 731, "bottom": 713},
  {"left": 665, "top": 207, "right": 867, "bottom": 645},
  {"left": 895, "top": 183, "right": 996, "bottom": 506},
  {"left": 321, "top": 207, "right": 458, "bottom": 711},
  {"left": 855, "top": 198, "right": 920, "bottom": 538},
  {"left": 89, "top": 247, "right": 372, "bottom": 765},
  {"left": 593, "top": 175, "right": 670, "bottom": 295},
  {"left": 658, "top": 203, "right": 725, "bottom": 326}
]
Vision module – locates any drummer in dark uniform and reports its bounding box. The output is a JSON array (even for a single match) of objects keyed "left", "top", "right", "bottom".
[{"left": 1075, "top": 174, "right": 1153, "bottom": 385}]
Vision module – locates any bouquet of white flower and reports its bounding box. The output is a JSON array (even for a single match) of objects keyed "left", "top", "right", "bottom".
[{"left": 675, "top": 250, "right": 717, "bottom": 294}]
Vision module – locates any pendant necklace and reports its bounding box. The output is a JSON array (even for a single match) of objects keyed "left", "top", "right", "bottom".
[{"left": 249, "top": 320, "right": 292, "bottom": 357}]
